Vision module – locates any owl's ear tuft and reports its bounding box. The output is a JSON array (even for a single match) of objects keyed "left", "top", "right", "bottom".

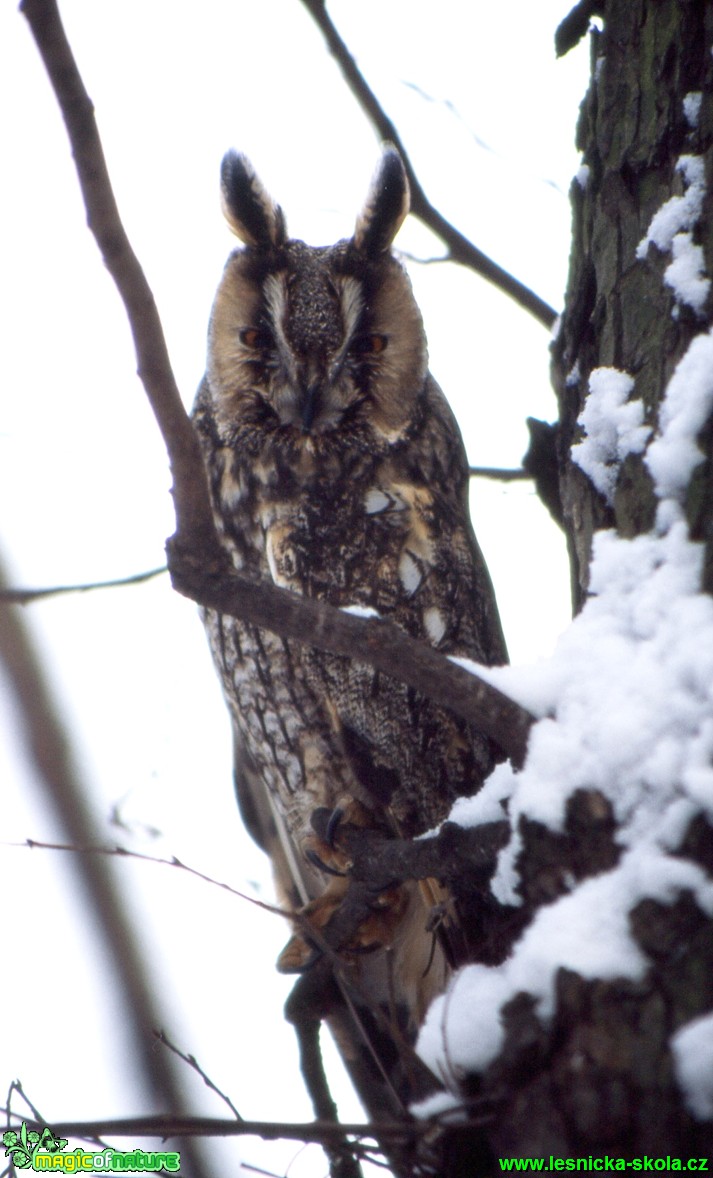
[
  {"left": 353, "top": 144, "right": 410, "bottom": 257},
  {"left": 220, "top": 151, "right": 287, "bottom": 248}
]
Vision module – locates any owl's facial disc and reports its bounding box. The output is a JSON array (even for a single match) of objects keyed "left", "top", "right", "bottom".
[
  {"left": 209, "top": 236, "right": 427, "bottom": 442},
  {"left": 247, "top": 253, "right": 371, "bottom": 435}
]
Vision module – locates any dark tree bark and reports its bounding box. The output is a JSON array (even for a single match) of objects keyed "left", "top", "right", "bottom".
[
  {"left": 435, "top": 0, "right": 713, "bottom": 1166},
  {"left": 553, "top": 0, "right": 713, "bottom": 605}
]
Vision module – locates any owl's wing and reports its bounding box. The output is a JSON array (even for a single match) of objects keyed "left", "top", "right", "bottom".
[
  {"left": 233, "top": 726, "right": 308, "bottom": 911},
  {"left": 232, "top": 722, "right": 446, "bottom": 1130},
  {"left": 300, "top": 373, "right": 508, "bottom": 839}
]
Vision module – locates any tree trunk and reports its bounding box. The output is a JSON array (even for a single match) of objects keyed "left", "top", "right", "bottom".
[
  {"left": 553, "top": 0, "right": 713, "bottom": 604},
  {"left": 418, "top": 2, "right": 713, "bottom": 1170}
]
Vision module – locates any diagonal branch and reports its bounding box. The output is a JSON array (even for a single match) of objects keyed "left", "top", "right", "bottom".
[
  {"left": 21, "top": 0, "right": 535, "bottom": 771},
  {"left": 19, "top": 0, "right": 217, "bottom": 554},
  {"left": 298, "top": 0, "right": 557, "bottom": 329},
  {"left": 0, "top": 553, "right": 212, "bottom": 1178},
  {"left": 169, "top": 547, "right": 533, "bottom": 766}
]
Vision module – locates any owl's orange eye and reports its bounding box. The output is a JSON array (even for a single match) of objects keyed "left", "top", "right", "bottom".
[
  {"left": 351, "top": 333, "right": 388, "bottom": 356},
  {"left": 240, "top": 327, "right": 273, "bottom": 350}
]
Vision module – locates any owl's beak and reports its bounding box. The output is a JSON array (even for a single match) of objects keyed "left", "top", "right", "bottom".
[{"left": 300, "top": 379, "right": 322, "bottom": 433}]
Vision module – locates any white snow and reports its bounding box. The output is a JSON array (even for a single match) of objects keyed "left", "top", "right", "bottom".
[
  {"left": 409, "top": 1090, "right": 464, "bottom": 1122},
  {"left": 451, "top": 521, "right": 713, "bottom": 870},
  {"left": 570, "top": 367, "right": 650, "bottom": 503},
  {"left": 575, "top": 163, "right": 590, "bottom": 190},
  {"left": 417, "top": 849, "right": 713, "bottom": 1089},
  {"left": 637, "top": 156, "right": 705, "bottom": 258},
  {"left": 664, "top": 232, "right": 709, "bottom": 312},
  {"left": 671, "top": 1012, "right": 713, "bottom": 1120},
  {"left": 636, "top": 155, "right": 710, "bottom": 312},
  {"left": 646, "top": 327, "right": 713, "bottom": 503},
  {"left": 417, "top": 197, "right": 713, "bottom": 1098},
  {"left": 340, "top": 603, "right": 380, "bottom": 618},
  {"left": 566, "top": 360, "right": 581, "bottom": 389},
  {"left": 447, "top": 762, "right": 516, "bottom": 828},
  {"left": 683, "top": 91, "right": 702, "bottom": 129}
]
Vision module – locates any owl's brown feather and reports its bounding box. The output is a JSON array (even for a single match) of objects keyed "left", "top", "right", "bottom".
[{"left": 193, "top": 147, "right": 507, "bottom": 1113}]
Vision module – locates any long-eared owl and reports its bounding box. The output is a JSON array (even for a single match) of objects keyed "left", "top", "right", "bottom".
[{"left": 192, "top": 146, "right": 507, "bottom": 1113}]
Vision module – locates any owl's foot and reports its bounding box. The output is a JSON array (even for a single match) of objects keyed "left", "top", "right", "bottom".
[
  {"left": 276, "top": 877, "right": 408, "bottom": 973},
  {"left": 277, "top": 799, "right": 406, "bottom": 974},
  {"left": 307, "top": 796, "right": 388, "bottom": 868},
  {"left": 277, "top": 877, "right": 349, "bottom": 973}
]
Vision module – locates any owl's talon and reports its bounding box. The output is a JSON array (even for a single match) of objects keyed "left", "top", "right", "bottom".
[
  {"left": 305, "top": 847, "right": 347, "bottom": 878},
  {"left": 311, "top": 798, "right": 381, "bottom": 849},
  {"left": 325, "top": 806, "right": 345, "bottom": 848},
  {"left": 309, "top": 805, "right": 344, "bottom": 847}
]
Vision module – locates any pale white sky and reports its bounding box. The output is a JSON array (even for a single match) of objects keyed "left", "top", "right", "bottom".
[{"left": 0, "top": 3, "right": 589, "bottom": 1174}]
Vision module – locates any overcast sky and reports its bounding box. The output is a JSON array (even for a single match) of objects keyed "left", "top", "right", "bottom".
[{"left": 0, "top": 4, "right": 589, "bottom": 1174}]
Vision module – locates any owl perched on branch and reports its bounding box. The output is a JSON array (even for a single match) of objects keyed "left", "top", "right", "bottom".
[{"left": 193, "top": 146, "right": 507, "bottom": 1114}]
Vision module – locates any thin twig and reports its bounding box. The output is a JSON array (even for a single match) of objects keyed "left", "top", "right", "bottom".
[
  {"left": 5, "top": 1081, "right": 45, "bottom": 1136},
  {"left": 3, "top": 1082, "right": 111, "bottom": 1156},
  {"left": 6, "top": 838, "right": 287, "bottom": 921},
  {"left": 298, "top": 0, "right": 557, "bottom": 328},
  {"left": 153, "top": 1032, "right": 243, "bottom": 1122},
  {"left": 8, "top": 1114, "right": 398, "bottom": 1146},
  {"left": 469, "top": 466, "right": 531, "bottom": 481},
  {"left": 0, "top": 566, "right": 166, "bottom": 605},
  {"left": 8, "top": 1103, "right": 497, "bottom": 1147}
]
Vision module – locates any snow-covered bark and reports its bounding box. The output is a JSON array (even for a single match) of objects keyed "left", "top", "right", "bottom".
[{"left": 412, "top": 1, "right": 713, "bottom": 1166}]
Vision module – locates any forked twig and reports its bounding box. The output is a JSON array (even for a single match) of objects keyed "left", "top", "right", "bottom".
[
  {"left": 298, "top": 0, "right": 557, "bottom": 328},
  {"left": 153, "top": 1032, "right": 243, "bottom": 1122}
]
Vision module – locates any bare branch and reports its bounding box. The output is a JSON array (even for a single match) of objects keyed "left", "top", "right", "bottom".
[
  {"left": 13, "top": 1109, "right": 492, "bottom": 1147},
  {"left": 298, "top": 0, "right": 557, "bottom": 329},
  {"left": 469, "top": 466, "right": 532, "bottom": 481},
  {"left": 21, "top": 0, "right": 534, "bottom": 773},
  {"left": 0, "top": 554, "right": 211, "bottom": 1178},
  {"left": 0, "top": 566, "right": 166, "bottom": 604},
  {"left": 153, "top": 1032, "right": 243, "bottom": 1122},
  {"left": 7, "top": 837, "right": 288, "bottom": 920},
  {"left": 168, "top": 547, "right": 534, "bottom": 767},
  {"left": 19, "top": 0, "right": 219, "bottom": 558},
  {"left": 284, "top": 968, "right": 364, "bottom": 1178}
]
